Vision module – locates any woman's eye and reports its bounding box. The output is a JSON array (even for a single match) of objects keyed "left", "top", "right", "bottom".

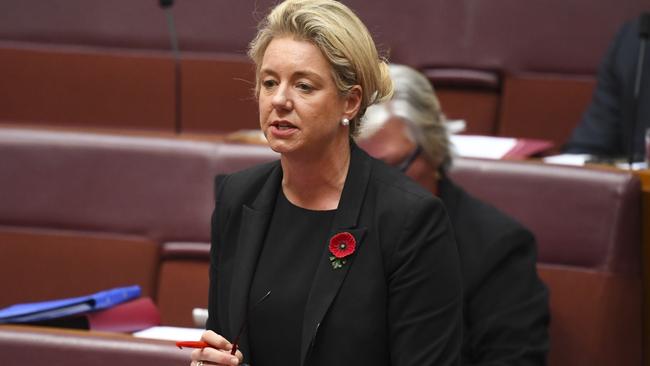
[
  {"left": 296, "top": 82, "right": 313, "bottom": 92},
  {"left": 262, "top": 79, "right": 277, "bottom": 89}
]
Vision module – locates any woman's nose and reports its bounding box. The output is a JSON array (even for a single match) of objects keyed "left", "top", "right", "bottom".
[{"left": 271, "top": 85, "right": 292, "bottom": 110}]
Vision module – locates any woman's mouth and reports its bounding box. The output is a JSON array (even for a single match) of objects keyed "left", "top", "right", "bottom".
[
  {"left": 269, "top": 120, "right": 298, "bottom": 137},
  {"left": 272, "top": 121, "right": 296, "bottom": 130}
]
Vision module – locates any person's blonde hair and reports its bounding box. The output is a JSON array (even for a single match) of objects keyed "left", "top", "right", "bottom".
[
  {"left": 248, "top": 0, "right": 393, "bottom": 136},
  {"left": 361, "top": 64, "right": 452, "bottom": 172}
]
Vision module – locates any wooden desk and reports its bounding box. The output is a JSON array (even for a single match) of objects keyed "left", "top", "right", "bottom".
[{"left": 636, "top": 170, "right": 650, "bottom": 365}]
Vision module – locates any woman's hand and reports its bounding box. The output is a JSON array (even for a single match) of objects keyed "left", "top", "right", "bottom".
[{"left": 189, "top": 330, "right": 243, "bottom": 366}]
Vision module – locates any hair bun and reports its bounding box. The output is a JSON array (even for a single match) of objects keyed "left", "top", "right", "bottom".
[{"left": 372, "top": 60, "right": 394, "bottom": 105}]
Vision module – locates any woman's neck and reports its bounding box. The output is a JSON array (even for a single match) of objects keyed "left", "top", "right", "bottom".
[{"left": 280, "top": 139, "right": 350, "bottom": 211}]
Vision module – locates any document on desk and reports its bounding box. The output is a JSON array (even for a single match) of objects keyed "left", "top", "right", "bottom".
[
  {"left": 543, "top": 154, "right": 591, "bottom": 166},
  {"left": 133, "top": 326, "right": 205, "bottom": 341},
  {"left": 450, "top": 135, "right": 517, "bottom": 159},
  {"left": 450, "top": 135, "right": 554, "bottom": 159}
]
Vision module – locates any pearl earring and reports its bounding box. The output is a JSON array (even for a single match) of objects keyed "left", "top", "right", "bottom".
[{"left": 341, "top": 118, "right": 350, "bottom": 126}]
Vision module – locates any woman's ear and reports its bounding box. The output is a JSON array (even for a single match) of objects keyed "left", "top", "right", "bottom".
[{"left": 343, "top": 85, "right": 362, "bottom": 120}]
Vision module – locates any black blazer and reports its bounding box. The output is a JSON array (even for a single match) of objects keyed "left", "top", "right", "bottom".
[
  {"left": 207, "top": 144, "right": 463, "bottom": 366},
  {"left": 565, "top": 16, "right": 650, "bottom": 160},
  {"left": 438, "top": 178, "right": 549, "bottom": 366}
]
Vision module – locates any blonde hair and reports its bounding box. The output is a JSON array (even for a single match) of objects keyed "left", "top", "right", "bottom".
[
  {"left": 248, "top": 0, "right": 393, "bottom": 136},
  {"left": 361, "top": 64, "right": 452, "bottom": 172}
]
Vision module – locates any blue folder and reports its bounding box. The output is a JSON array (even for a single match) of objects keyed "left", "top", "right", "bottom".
[{"left": 0, "top": 285, "right": 141, "bottom": 323}]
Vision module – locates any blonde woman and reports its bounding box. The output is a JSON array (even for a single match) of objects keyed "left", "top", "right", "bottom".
[{"left": 191, "top": 2, "right": 462, "bottom": 365}]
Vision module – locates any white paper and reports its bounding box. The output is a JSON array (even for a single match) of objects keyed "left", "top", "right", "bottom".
[
  {"left": 133, "top": 326, "right": 205, "bottom": 341},
  {"left": 450, "top": 135, "right": 517, "bottom": 159},
  {"left": 542, "top": 154, "right": 591, "bottom": 166}
]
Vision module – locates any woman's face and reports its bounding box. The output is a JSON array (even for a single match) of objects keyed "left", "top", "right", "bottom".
[{"left": 258, "top": 37, "right": 357, "bottom": 157}]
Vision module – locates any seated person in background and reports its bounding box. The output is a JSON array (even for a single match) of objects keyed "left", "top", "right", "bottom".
[
  {"left": 357, "top": 64, "right": 550, "bottom": 365},
  {"left": 564, "top": 14, "right": 649, "bottom": 162}
]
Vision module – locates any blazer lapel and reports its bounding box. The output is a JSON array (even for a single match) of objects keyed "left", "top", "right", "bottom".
[
  {"left": 299, "top": 143, "right": 371, "bottom": 366},
  {"left": 228, "top": 163, "right": 282, "bottom": 356}
]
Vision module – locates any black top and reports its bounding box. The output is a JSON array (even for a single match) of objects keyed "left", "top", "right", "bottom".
[{"left": 248, "top": 190, "right": 335, "bottom": 366}]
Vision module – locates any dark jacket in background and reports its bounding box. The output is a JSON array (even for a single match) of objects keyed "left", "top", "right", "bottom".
[
  {"left": 438, "top": 177, "right": 550, "bottom": 366},
  {"left": 565, "top": 16, "right": 649, "bottom": 160}
]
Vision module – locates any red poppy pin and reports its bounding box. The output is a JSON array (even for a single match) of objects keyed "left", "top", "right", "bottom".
[{"left": 328, "top": 232, "right": 356, "bottom": 269}]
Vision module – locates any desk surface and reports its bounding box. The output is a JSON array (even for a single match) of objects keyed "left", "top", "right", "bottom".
[
  {"left": 638, "top": 170, "right": 650, "bottom": 366},
  {"left": 0, "top": 324, "right": 190, "bottom": 365}
]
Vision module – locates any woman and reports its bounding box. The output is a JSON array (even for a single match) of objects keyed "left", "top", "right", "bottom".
[
  {"left": 358, "top": 64, "right": 550, "bottom": 365},
  {"left": 191, "top": 2, "right": 462, "bottom": 366}
]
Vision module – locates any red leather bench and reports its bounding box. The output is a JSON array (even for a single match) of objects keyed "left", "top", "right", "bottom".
[
  {"left": 0, "top": 126, "right": 643, "bottom": 365},
  {"left": 0, "top": 127, "right": 277, "bottom": 319}
]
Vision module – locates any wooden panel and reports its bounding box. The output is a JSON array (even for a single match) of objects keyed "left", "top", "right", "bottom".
[
  {"left": 157, "top": 260, "right": 209, "bottom": 327},
  {"left": 497, "top": 74, "right": 596, "bottom": 151},
  {"left": 181, "top": 55, "right": 259, "bottom": 133},
  {"left": 436, "top": 88, "right": 500, "bottom": 135},
  {"left": 0, "top": 46, "right": 175, "bottom": 131},
  {"left": 0, "top": 228, "right": 160, "bottom": 308}
]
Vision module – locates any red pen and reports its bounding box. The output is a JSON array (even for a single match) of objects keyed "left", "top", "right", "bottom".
[{"left": 176, "top": 341, "right": 209, "bottom": 349}]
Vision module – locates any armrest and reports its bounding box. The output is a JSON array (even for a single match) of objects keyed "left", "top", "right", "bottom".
[
  {"left": 162, "top": 242, "right": 211, "bottom": 260},
  {"left": 0, "top": 325, "right": 189, "bottom": 365}
]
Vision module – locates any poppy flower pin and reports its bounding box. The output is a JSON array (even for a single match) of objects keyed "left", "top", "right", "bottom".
[{"left": 328, "top": 232, "right": 356, "bottom": 269}]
